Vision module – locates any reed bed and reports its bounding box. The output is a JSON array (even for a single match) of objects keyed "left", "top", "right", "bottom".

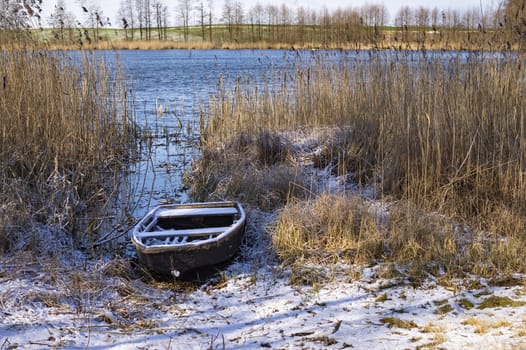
[
  {"left": 0, "top": 48, "right": 136, "bottom": 252},
  {"left": 46, "top": 39, "right": 321, "bottom": 51},
  {"left": 195, "top": 50, "right": 526, "bottom": 276}
]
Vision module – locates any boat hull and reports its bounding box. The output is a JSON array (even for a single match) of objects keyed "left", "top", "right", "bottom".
[
  {"left": 136, "top": 228, "right": 244, "bottom": 277},
  {"left": 131, "top": 201, "right": 246, "bottom": 277}
]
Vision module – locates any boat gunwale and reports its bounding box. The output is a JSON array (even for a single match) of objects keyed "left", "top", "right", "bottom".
[{"left": 131, "top": 201, "right": 246, "bottom": 254}]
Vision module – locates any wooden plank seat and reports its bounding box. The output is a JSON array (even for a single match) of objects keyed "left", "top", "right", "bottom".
[
  {"left": 156, "top": 207, "right": 238, "bottom": 217},
  {"left": 137, "top": 226, "right": 231, "bottom": 239}
]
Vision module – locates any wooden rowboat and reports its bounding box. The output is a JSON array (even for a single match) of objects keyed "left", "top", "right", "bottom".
[{"left": 131, "top": 201, "right": 246, "bottom": 277}]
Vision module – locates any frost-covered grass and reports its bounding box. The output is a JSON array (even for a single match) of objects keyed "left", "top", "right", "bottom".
[
  {"left": 195, "top": 51, "right": 526, "bottom": 277},
  {"left": 2, "top": 126, "right": 526, "bottom": 348},
  {"left": 2, "top": 48, "right": 526, "bottom": 349},
  {"left": 0, "top": 49, "right": 136, "bottom": 251},
  {"left": 2, "top": 245, "right": 526, "bottom": 349}
]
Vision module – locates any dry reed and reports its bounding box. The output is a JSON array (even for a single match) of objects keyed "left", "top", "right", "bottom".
[
  {"left": 0, "top": 48, "right": 135, "bottom": 252},
  {"left": 196, "top": 49, "right": 526, "bottom": 276}
]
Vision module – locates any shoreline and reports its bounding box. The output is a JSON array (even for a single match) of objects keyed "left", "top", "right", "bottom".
[{"left": 39, "top": 38, "right": 520, "bottom": 52}]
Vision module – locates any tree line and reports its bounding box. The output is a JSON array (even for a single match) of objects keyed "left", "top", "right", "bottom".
[{"left": 1, "top": 0, "right": 525, "bottom": 49}]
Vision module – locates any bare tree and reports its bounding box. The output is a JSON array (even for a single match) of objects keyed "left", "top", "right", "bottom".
[
  {"left": 153, "top": 0, "right": 162, "bottom": 39},
  {"left": 222, "top": 0, "right": 234, "bottom": 40},
  {"left": 162, "top": 3, "right": 169, "bottom": 39},
  {"left": 134, "top": 0, "right": 145, "bottom": 40},
  {"left": 196, "top": 1, "right": 206, "bottom": 40},
  {"left": 295, "top": 6, "right": 307, "bottom": 45},
  {"left": 416, "top": 6, "right": 430, "bottom": 28},
  {"left": 265, "top": 4, "right": 278, "bottom": 42},
  {"left": 361, "top": 4, "right": 387, "bottom": 41},
  {"left": 176, "top": 0, "right": 193, "bottom": 42},
  {"left": 233, "top": 1, "right": 243, "bottom": 40},
  {"left": 320, "top": 6, "right": 331, "bottom": 45},
  {"left": 278, "top": 4, "right": 292, "bottom": 42},
  {"left": 49, "top": 0, "right": 76, "bottom": 44},
  {"left": 78, "top": 2, "right": 110, "bottom": 43},
  {"left": 131, "top": 0, "right": 152, "bottom": 40},
  {"left": 118, "top": 0, "right": 135, "bottom": 40},
  {"left": 416, "top": 6, "right": 430, "bottom": 43},
  {"left": 196, "top": 0, "right": 214, "bottom": 41},
  {"left": 248, "top": 3, "right": 264, "bottom": 42},
  {"left": 431, "top": 7, "right": 440, "bottom": 31},
  {"left": 0, "top": 0, "right": 42, "bottom": 44},
  {"left": 395, "top": 6, "right": 411, "bottom": 28},
  {"left": 145, "top": 0, "right": 152, "bottom": 40}
]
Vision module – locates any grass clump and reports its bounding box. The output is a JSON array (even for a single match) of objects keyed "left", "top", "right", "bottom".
[
  {"left": 477, "top": 296, "right": 526, "bottom": 309},
  {"left": 375, "top": 293, "right": 389, "bottom": 302},
  {"left": 462, "top": 317, "right": 512, "bottom": 334},
  {"left": 185, "top": 131, "right": 308, "bottom": 210},
  {"left": 435, "top": 303, "right": 454, "bottom": 315},
  {"left": 270, "top": 194, "right": 384, "bottom": 265},
  {"left": 312, "top": 128, "right": 376, "bottom": 182},
  {"left": 488, "top": 276, "right": 524, "bottom": 287},
  {"left": 380, "top": 317, "right": 418, "bottom": 329},
  {"left": 457, "top": 298, "right": 474, "bottom": 309},
  {"left": 289, "top": 264, "right": 328, "bottom": 286},
  {"left": 386, "top": 202, "right": 464, "bottom": 274}
]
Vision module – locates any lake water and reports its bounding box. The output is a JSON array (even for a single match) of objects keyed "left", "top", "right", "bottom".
[{"left": 115, "top": 49, "right": 311, "bottom": 218}]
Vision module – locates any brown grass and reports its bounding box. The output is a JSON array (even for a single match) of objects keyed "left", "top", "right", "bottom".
[
  {"left": 462, "top": 317, "right": 512, "bottom": 334},
  {"left": 194, "top": 50, "right": 526, "bottom": 277},
  {"left": 270, "top": 194, "right": 384, "bottom": 265},
  {"left": 380, "top": 316, "right": 418, "bottom": 329},
  {"left": 0, "top": 48, "right": 135, "bottom": 252},
  {"left": 184, "top": 131, "right": 309, "bottom": 211},
  {"left": 477, "top": 296, "right": 526, "bottom": 309}
]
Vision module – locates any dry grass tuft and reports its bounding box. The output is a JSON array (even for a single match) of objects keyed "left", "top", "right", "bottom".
[
  {"left": 477, "top": 296, "right": 526, "bottom": 309},
  {"left": 270, "top": 194, "right": 384, "bottom": 265},
  {"left": 380, "top": 316, "right": 418, "bottom": 329},
  {"left": 312, "top": 127, "right": 376, "bottom": 182},
  {"left": 457, "top": 298, "right": 475, "bottom": 309},
  {"left": 488, "top": 276, "right": 525, "bottom": 288},
  {"left": 419, "top": 323, "right": 448, "bottom": 349},
  {"left": 185, "top": 131, "right": 309, "bottom": 210},
  {"left": 462, "top": 317, "right": 512, "bottom": 334},
  {"left": 386, "top": 202, "right": 464, "bottom": 274},
  {"left": 421, "top": 323, "right": 446, "bottom": 334},
  {"left": 287, "top": 263, "right": 334, "bottom": 286}
]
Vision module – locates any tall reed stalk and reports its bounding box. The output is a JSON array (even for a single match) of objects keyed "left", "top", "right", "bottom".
[
  {"left": 0, "top": 49, "right": 136, "bottom": 251},
  {"left": 199, "top": 50, "right": 526, "bottom": 275},
  {"left": 204, "top": 51, "right": 526, "bottom": 220}
]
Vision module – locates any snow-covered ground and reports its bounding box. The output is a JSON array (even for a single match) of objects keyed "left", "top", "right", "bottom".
[
  {"left": 2, "top": 130, "right": 526, "bottom": 350},
  {"left": 1, "top": 211, "right": 526, "bottom": 350}
]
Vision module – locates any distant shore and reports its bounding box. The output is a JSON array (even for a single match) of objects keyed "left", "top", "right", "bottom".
[
  {"left": 33, "top": 24, "right": 522, "bottom": 52},
  {"left": 43, "top": 38, "right": 517, "bottom": 52}
]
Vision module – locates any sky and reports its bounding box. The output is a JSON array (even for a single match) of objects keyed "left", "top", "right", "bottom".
[{"left": 41, "top": 0, "right": 496, "bottom": 27}]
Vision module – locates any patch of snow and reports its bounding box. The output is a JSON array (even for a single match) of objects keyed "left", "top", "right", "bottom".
[
  {"left": 2, "top": 257, "right": 526, "bottom": 349},
  {"left": 2, "top": 128, "right": 526, "bottom": 349}
]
